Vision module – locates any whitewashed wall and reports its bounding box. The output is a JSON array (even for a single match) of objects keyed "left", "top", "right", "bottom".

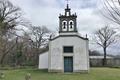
[
  {"left": 39, "top": 52, "right": 48, "bottom": 69},
  {"left": 49, "top": 36, "right": 89, "bottom": 72}
]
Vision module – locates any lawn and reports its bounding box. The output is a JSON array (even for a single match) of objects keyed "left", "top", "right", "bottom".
[{"left": 0, "top": 68, "right": 120, "bottom": 80}]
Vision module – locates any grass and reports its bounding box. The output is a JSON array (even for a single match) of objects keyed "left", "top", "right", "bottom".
[{"left": 0, "top": 67, "right": 120, "bottom": 80}]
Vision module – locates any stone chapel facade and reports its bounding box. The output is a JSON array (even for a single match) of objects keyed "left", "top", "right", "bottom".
[{"left": 39, "top": 4, "right": 89, "bottom": 73}]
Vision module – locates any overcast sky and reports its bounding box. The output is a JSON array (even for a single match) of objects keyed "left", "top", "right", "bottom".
[{"left": 10, "top": 0, "right": 120, "bottom": 55}]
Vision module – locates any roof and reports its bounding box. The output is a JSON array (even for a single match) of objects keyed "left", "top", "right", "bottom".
[
  {"left": 50, "top": 35, "right": 88, "bottom": 41},
  {"left": 39, "top": 48, "right": 49, "bottom": 55},
  {"left": 39, "top": 51, "right": 48, "bottom": 55}
]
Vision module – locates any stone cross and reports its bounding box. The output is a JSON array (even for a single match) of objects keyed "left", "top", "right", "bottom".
[
  {"left": 25, "top": 73, "right": 31, "bottom": 80},
  {"left": 66, "top": 0, "right": 70, "bottom": 4},
  {"left": 0, "top": 72, "right": 5, "bottom": 79}
]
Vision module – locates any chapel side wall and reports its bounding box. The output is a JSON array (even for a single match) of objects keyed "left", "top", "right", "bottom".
[
  {"left": 86, "top": 40, "right": 90, "bottom": 71},
  {"left": 38, "top": 52, "right": 48, "bottom": 69}
]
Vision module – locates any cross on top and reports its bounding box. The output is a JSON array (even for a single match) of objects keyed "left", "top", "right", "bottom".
[
  {"left": 66, "top": 0, "right": 70, "bottom": 9},
  {"left": 66, "top": 0, "right": 70, "bottom": 5}
]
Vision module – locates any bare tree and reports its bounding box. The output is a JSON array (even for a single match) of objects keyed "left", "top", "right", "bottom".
[
  {"left": 103, "top": 0, "right": 120, "bottom": 25},
  {"left": 0, "top": 0, "right": 51, "bottom": 66},
  {"left": 0, "top": 35, "right": 16, "bottom": 65},
  {"left": 0, "top": 0, "right": 24, "bottom": 66},
  {"left": 94, "top": 25, "right": 117, "bottom": 66},
  {"left": 0, "top": 0, "right": 23, "bottom": 34},
  {"left": 29, "top": 26, "right": 50, "bottom": 65},
  {"left": 30, "top": 26, "right": 50, "bottom": 49}
]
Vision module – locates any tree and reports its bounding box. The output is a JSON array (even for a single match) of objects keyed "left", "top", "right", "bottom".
[
  {"left": 103, "top": 0, "right": 120, "bottom": 25},
  {"left": 0, "top": 0, "right": 23, "bottom": 66},
  {"left": 30, "top": 26, "right": 50, "bottom": 49},
  {"left": 94, "top": 25, "right": 117, "bottom": 66},
  {"left": 29, "top": 26, "right": 50, "bottom": 65},
  {"left": 0, "top": 35, "right": 16, "bottom": 65},
  {"left": 0, "top": 0, "right": 22, "bottom": 34}
]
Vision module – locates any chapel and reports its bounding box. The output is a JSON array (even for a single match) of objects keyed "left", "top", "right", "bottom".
[{"left": 39, "top": 3, "right": 89, "bottom": 73}]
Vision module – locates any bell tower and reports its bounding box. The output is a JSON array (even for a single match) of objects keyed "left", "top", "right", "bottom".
[{"left": 59, "top": 2, "right": 77, "bottom": 33}]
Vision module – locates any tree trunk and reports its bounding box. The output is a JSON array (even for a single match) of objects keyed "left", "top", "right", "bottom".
[
  {"left": 103, "top": 47, "right": 107, "bottom": 66},
  {"left": 0, "top": 52, "right": 7, "bottom": 66},
  {"left": 0, "top": 44, "right": 15, "bottom": 66}
]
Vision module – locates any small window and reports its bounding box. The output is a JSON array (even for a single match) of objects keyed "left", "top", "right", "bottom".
[
  {"left": 63, "top": 46, "right": 73, "bottom": 53},
  {"left": 66, "top": 12, "right": 69, "bottom": 16},
  {"left": 70, "top": 22, "right": 73, "bottom": 28},
  {"left": 69, "top": 20, "right": 74, "bottom": 31},
  {"left": 63, "top": 22, "right": 66, "bottom": 29}
]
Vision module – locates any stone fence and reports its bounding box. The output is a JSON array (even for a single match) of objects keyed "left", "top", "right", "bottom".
[{"left": 90, "top": 58, "right": 120, "bottom": 67}]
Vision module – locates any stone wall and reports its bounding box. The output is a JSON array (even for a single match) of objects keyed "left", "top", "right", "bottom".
[{"left": 90, "top": 58, "right": 120, "bottom": 67}]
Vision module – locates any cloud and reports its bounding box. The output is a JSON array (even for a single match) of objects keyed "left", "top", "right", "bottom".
[
  {"left": 10, "top": 0, "right": 120, "bottom": 55},
  {"left": 11, "top": 0, "right": 105, "bottom": 31},
  {"left": 70, "top": 0, "right": 98, "bottom": 9}
]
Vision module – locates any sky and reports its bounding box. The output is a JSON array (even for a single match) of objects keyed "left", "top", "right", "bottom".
[{"left": 10, "top": 0, "right": 120, "bottom": 55}]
